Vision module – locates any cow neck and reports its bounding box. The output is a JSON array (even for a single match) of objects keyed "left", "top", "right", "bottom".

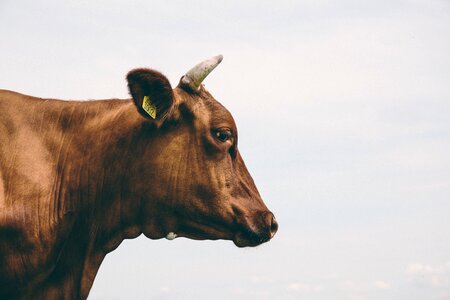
[
  {"left": 44, "top": 99, "right": 147, "bottom": 296},
  {"left": 64, "top": 100, "right": 144, "bottom": 240}
]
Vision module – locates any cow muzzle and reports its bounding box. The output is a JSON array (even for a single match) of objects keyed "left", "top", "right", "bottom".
[{"left": 233, "top": 211, "right": 278, "bottom": 247}]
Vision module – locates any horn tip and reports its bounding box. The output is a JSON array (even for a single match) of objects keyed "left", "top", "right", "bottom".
[{"left": 215, "top": 54, "right": 223, "bottom": 63}]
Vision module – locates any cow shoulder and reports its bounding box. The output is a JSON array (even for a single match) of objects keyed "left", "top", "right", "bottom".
[{"left": 0, "top": 91, "right": 78, "bottom": 294}]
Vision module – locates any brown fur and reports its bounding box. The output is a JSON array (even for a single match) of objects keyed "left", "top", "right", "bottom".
[{"left": 0, "top": 67, "right": 277, "bottom": 299}]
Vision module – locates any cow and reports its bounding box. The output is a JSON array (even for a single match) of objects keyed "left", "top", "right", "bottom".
[{"left": 0, "top": 55, "right": 278, "bottom": 299}]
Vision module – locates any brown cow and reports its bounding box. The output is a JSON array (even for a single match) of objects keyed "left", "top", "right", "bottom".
[{"left": 0, "top": 55, "right": 278, "bottom": 299}]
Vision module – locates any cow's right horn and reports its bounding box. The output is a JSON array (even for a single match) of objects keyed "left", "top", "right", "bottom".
[{"left": 180, "top": 55, "right": 223, "bottom": 90}]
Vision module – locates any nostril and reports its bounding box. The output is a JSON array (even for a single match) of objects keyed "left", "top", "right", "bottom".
[
  {"left": 270, "top": 215, "right": 278, "bottom": 238},
  {"left": 262, "top": 212, "right": 278, "bottom": 239}
]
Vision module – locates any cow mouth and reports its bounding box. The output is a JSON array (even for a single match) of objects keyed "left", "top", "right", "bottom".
[
  {"left": 232, "top": 228, "right": 271, "bottom": 247},
  {"left": 176, "top": 222, "right": 271, "bottom": 248},
  {"left": 170, "top": 214, "right": 276, "bottom": 248},
  {"left": 175, "top": 220, "right": 234, "bottom": 241},
  {"left": 173, "top": 221, "right": 268, "bottom": 247}
]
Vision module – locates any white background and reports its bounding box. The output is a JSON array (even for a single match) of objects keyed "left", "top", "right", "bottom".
[{"left": 1, "top": 1, "right": 450, "bottom": 299}]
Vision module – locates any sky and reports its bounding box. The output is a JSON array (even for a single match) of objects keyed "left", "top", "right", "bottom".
[{"left": 1, "top": 0, "right": 450, "bottom": 299}]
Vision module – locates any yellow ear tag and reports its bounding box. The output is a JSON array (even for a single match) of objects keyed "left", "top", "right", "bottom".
[{"left": 142, "top": 95, "right": 157, "bottom": 119}]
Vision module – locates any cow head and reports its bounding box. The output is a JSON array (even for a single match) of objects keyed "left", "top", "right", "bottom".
[{"left": 125, "top": 55, "right": 277, "bottom": 247}]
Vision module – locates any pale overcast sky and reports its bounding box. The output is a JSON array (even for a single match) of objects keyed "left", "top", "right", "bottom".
[{"left": 1, "top": 0, "right": 450, "bottom": 299}]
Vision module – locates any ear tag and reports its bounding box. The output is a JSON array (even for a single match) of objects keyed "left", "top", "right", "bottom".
[{"left": 142, "top": 95, "right": 157, "bottom": 119}]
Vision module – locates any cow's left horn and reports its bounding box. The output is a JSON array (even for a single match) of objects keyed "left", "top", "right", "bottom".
[{"left": 181, "top": 55, "right": 223, "bottom": 90}]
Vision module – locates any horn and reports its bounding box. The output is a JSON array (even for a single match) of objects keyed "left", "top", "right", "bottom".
[{"left": 181, "top": 54, "right": 223, "bottom": 90}]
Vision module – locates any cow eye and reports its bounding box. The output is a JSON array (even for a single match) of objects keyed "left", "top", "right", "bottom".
[{"left": 214, "top": 129, "right": 232, "bottom": 142}]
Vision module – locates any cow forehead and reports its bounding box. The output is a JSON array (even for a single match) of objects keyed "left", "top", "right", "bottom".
[{"left": 174, "top": 87, "right": 236, "bottom": 128}]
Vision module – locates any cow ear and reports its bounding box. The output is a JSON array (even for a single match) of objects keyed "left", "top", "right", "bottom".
[{"left": 126, "top": 68, "right": 174, "bottom": 122}]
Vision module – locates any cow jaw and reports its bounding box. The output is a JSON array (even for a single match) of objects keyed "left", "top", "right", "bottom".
[{"left": 158, "top": 208, "right": 278, "bottom": 247}]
